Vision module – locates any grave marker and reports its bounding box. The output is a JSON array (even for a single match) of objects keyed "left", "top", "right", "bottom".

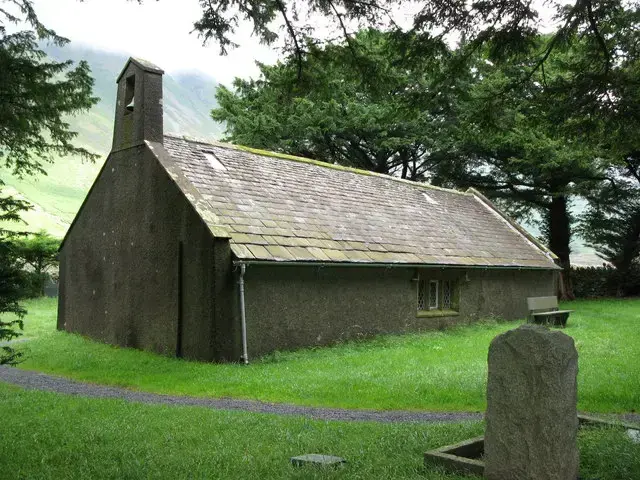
[{"left": 484, "top": 324, "right": 579, "bottom": 480}]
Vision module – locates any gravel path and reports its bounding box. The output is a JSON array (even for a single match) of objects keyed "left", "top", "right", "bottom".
[
  {"left": 0, "top": 337, "right": 31, "bottom": 346},
  {"left": 2, "top": 366, "right": 638, "bottom": 426},
  {"left": 0, "top": 366, "right": 481, "bottom": 423}
]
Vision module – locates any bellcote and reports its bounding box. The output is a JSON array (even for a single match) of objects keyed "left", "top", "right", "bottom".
[{"left": 112, "top": 57, "right": 164, "bottom": 151}]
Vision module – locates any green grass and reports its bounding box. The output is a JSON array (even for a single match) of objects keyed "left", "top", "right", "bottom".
[
  {"left": 1, "top": 384, "right": 639, "bottom": 480},
  {"left": 7, "top": 298, "right": 640, "bottom": 413},
  {"left": 0, "top": 383, "right": 481, "bottom": 480}
]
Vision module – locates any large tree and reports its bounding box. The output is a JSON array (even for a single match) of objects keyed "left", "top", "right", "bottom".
[
  {"left": 13, "top": 230, "right": 60, "bottom": 297},
  {"left": 440, "top": 39, "right": 615, "bottom": 299},
  {"left": 0, "top": 0, "right": 98, "bottom": 362},
  {"left": 214, "top": 30, "right": 614, "bottom": 298},
  {"left": 581, "top": 155, "right": 640, "bottom": 295},
  {"left": 213, "top": 30, "right": 467, "bottom": 180},
  {"left": 191, "top": 0, "right": 636, "bottom": 84},
  {"left": 432, "top": 6, "right": 638, "bottom": 298}
]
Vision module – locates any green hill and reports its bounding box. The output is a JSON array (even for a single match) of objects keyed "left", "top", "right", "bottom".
[{"left": 1, "top": 44, "right": 224, "bottom": 237}]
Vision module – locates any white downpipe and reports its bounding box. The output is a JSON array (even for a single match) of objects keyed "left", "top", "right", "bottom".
[{"left": 238, "top": 263, "right": 249, "bottom": 364}]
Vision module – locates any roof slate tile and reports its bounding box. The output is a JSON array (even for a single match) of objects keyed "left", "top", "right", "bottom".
[
  {"left": 265, "top": 245, "right": 296, "bottom": 260},
  {"left": 323, "top": 249, "right": 350, "bottom": 261},
  {"left": 230, "top": 243, "right": 255, "bottom": 259},
  {"left": 246, "top": 244, "right": 272, "bottom": 259},
  {"left": 161, "top": 135, "right": 557, "bottom": 269},
  {"left": 306, "top": 247, "right": 331, "bottom": 261}
]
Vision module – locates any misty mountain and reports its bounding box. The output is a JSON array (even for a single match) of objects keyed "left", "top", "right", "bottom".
[
  {"left": 45, "top": 43, "right": 224, "bottom": 152},
  {"left": 1, "top": 43, "right": 224, "bottom": 237}
]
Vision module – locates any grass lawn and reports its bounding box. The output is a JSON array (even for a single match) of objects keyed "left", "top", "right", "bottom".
[
  {"left": 6, "top": 297, "right": 640, "bottom": 413},
  {"left": 1, "top": 383, "right": 639, "bottom": 480}
]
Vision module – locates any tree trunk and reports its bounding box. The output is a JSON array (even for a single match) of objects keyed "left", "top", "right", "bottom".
[
  {"left": 548, "top": 195, "right": 575, "bottom": 300},
  {"left": 35, "top": 266, "right": 45, "bottom": 297},
  {"left": 401, "top": 159, "right": 408, "bottom": 179},
  {"left": 399, "top": 148, "right": 409, "bottom": 179}
]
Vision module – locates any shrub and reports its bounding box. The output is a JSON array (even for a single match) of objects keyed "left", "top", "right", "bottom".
[
  {"left": 12, "top": 231, "right": 60, "bottom": 297},
  {"left": 571, "top": 264, "right": 640, "bottom": 298}
]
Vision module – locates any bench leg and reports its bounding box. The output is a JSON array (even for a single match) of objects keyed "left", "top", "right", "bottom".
[
  {"left": 532, "top": 316, "right": 551, "bottom": 326},
  {"left": 559, "top": 312, "right": 569, "bottom": 327},
  {"left": 550, "top": 312, "right": 569, "bottom": 327}
]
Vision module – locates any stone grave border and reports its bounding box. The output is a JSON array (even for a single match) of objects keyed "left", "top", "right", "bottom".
[{"left": 424, "top": 414, "right": 640, "bottom": 477}]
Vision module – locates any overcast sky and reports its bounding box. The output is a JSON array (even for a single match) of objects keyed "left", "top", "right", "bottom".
[
  {"left": 33, "top": 0, "right": 281, "bottom": 85},
  {"left": 32, "top": 0, "right": 560, "bottom": 86}
]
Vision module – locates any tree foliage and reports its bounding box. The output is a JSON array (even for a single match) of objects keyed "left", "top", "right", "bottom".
[
  {"left": 441, "top": 35, "right": 624, "bottom": 298},
  {"left": 191, "top": 0, "right": 635, "bottom": 87},
  {"left": 214, "top": 30, "right": 467, "bottom": 179},
  {"left": 581, "top": 155, "right": 640, "bottom": 292},
  {"left": 12, "top": 230, "right": 60, "bottom": 297},
  {"left": 545, "top": 2, "right": 640, "bottom": 293},
  {"left": 0, "top": 236, "right": 25, "bottom": 366},
  {"left": 0, "top": 0, "right": 98, "bottom": 363},
  {"left": 1, "top": 0, "right": 98, "bottom": 178},
  {"left": 207, "top": 0, "right": 640, "bottom": 298}
]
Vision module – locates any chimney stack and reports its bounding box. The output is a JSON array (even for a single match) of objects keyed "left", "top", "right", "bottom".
[{"left": 112, "top": 57, "right": 164, "bottom": 151}]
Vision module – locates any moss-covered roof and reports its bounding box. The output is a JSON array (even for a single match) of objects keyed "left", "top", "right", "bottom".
[{"left": 159, "top": 134, "right": 558, "bottom": 269}]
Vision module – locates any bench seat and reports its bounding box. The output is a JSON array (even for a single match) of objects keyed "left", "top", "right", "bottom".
[
  {"left": 532, "top": 310, "right": 573, "bottom": 317},
  {"left": 527, "top": 296, "right": 572, "bottom": 328}
]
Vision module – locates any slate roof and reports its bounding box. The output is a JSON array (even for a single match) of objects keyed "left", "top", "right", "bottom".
[{"left": 157, "top": 134, "right": 558, "bottom": 269}]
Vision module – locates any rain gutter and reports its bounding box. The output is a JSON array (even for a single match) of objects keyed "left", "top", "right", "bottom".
[{"left": 233, "top": 260, "right": 560, "bottom": 270}]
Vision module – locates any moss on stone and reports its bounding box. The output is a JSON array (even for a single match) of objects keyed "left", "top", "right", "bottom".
[
  {"left": 165, "top": 133, "right": 471, "bottom": 196},
  {"left": 416, "top": 309, "right": 460, "bottom": 318},
  {"left": 236, "top": 145, "right": 375, "bottom": 176},
  {"left": 233, "top": 145, "right": 469, "bottom": 196}
]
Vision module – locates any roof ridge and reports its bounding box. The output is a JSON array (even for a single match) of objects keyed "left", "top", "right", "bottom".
[
  {"left": 163, "top": 133, "right": 469, "bottom": 196},
  {"left": 116, "top": 57, "right": 164, "bottom": 83},
  {"left": 164, "top": 132, "right": 220, "bottom": 145}
]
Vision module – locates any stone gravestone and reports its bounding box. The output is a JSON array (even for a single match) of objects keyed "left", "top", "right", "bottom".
[{"left": 484, "top": 324, "right": 579, "bottom": 480}]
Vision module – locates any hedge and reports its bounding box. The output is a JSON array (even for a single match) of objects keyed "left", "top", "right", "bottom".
[{"left": 571, "top": 265, "right": 640, "bottom": 298}]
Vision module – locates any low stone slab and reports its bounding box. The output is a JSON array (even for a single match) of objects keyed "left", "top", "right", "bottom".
[
  {"left": 426, "top": 415, "right": 640, "bottom": 477},
  {"left": 578, "top": 413, "right": 640, "bottom": 430},
  {"left": 290, "top": 454, "right": 346, "bottom": 467},
  {"left": 424, "top": 436, "right": 485, "bottom": 476},
  {"left": 627, "top": 429, "right": 640, "bottom": 444}
]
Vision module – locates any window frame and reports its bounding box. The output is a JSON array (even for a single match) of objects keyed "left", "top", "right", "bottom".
[
  {"left": 428, "top": 280, "right": 439, "bottom": 310},
  {"left": 442, "top": 280, "right": 452, "bottom": 309},
  {"left": 416, "top": 274, "right": 459, "bottom": 317}
]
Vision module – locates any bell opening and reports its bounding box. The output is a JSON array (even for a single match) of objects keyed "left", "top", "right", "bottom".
[{"left": 124, "top": 75, "right": 135, "bottom": 115}]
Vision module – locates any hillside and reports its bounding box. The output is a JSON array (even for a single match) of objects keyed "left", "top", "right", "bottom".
[{"left": 1, "top": 44, "right": 224, "bottom": 237}]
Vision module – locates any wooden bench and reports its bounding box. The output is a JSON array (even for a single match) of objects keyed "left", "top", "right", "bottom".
[{"left": 526, "top": 296, "right": 573, "bottom": 328}]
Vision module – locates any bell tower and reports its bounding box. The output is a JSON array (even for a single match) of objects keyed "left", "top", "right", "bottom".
[{"left": 112, "top": 57, "right": 164, "bottom": 151}]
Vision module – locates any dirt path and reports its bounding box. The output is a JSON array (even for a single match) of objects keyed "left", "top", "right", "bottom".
[{"left": 2, "top": 366, "right": 638, "bottom": 425}]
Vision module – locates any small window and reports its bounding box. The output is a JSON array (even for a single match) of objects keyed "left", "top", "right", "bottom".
[
  {"left": 202, "top": 151, "right": 226, "bottom": 171},
  {"left": 417, "top": 279, "right": 427, "bottom": 311},
  {"left": 422, "top": 192, "right": 438, "bottom": 205},
  {"left": 428, "top": 280, "right": 439, "bottom": 310},
  {"left": 442, "top": 280, "right": 452, "bottom": 309},
  {"left": 417, "top": 277, "right": 458, "bottom": 313}
]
